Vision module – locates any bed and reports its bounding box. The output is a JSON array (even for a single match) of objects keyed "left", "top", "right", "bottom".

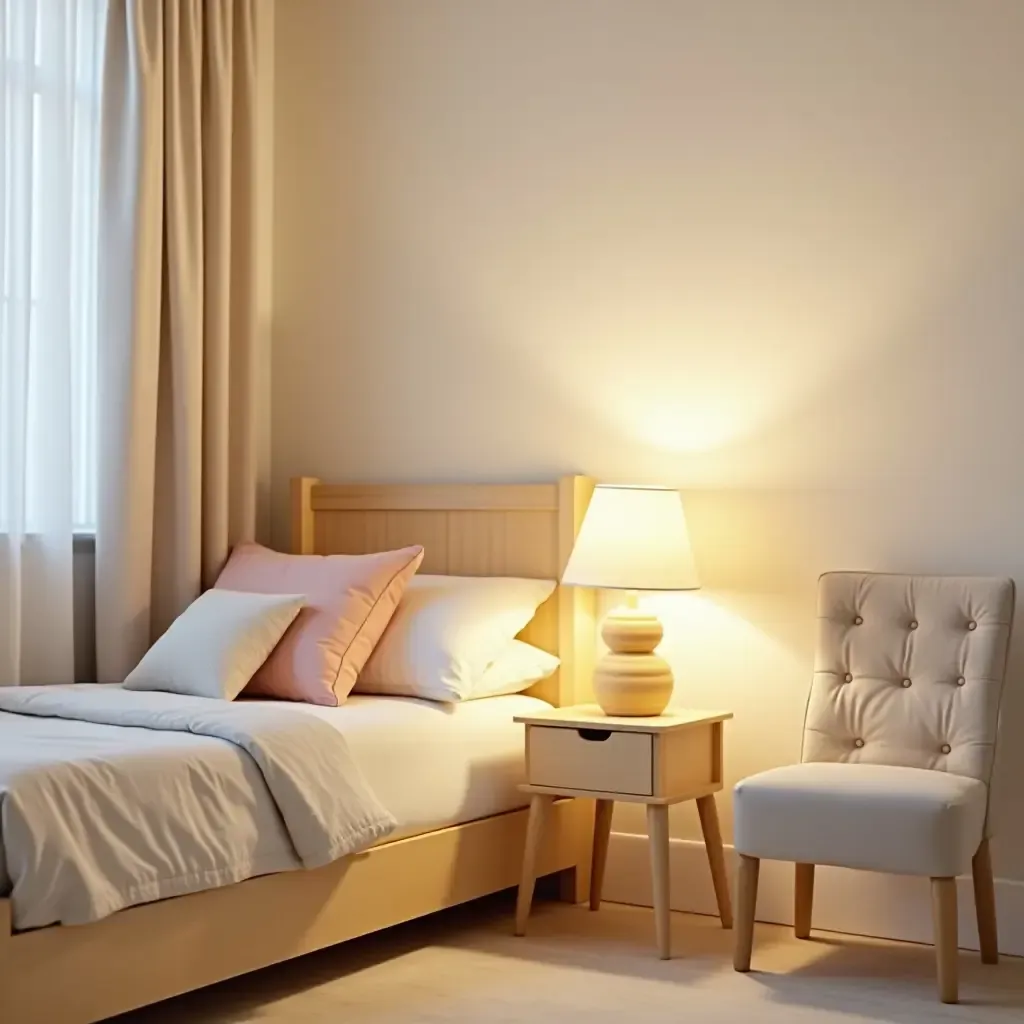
[
  {"left": 294, "top": 693, "right": 558, "bottom": 842},
  {"left": 0, "top": 475, "right": 597, "bottom": 1024}
]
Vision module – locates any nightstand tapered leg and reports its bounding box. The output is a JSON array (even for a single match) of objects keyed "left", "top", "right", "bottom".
[
  {"left": 590, "top": 799, "right": 615, "bottom": 910},
  {"left": 696, "top": 794, "right": 733, "bottom": 929},
  {"left": 515, "top": 794, "right": 553, "bottom": 936},
  {"left": 647, "top": 803, "right": 671, "bottom": 959}
]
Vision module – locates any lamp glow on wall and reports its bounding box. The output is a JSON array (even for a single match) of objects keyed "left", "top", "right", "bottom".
[{"left": 562, "top": 484, "right": 699, "bottom": 716}]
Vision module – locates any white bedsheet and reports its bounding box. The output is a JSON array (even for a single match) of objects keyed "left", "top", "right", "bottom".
[
  {"left": 282, "top": 693, "right": 551, "bottom": 840},
  {"left": 0, "top": 690, "right": 548, "bottom": 930}
]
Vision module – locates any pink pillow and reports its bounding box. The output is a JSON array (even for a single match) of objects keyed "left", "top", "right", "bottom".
[{"left": 214, "top": 542, "right": 424, "bottom": 706}]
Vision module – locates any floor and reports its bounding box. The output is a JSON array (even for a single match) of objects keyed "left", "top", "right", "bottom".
[{"left": 117, "top": 895, "right": 1024, "bottom": 1023}]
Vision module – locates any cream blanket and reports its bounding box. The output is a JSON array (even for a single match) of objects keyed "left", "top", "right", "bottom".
[{"left": 0, "top": 685, "right": 396, "bottom": 929}]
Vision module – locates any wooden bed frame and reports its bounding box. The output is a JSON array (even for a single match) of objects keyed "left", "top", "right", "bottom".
[{"left": 0, "top": 476, "right": 597, "bottom": 1024}]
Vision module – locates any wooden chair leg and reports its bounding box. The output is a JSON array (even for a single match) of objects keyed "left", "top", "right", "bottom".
[
  {"left": 931, "top": 877, "right": 959, "bottom": 1004},
  {"left": 733, "top": 855, "right": 760, "bottom": 972},
  {"left": 972, "top": 839, "right": 999, "bottom": 965},
  {"left": 696, "top": 794, "right": 733, "bottom": 929},
  {"left": 794, "top": 863, "right": 814, "bottom": 939},
  {"left": 589, "top": 799, "right": 614, "bottom": 911},
  {"left": 515, "top": 795, "right": 552, "bottom": 936}
]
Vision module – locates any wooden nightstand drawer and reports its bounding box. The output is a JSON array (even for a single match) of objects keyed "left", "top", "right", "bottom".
[{"left": 527, "top": 725, "right": 653, "bottom": 796}]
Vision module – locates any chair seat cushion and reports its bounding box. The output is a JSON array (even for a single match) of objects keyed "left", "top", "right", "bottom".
[{"left": 734, "top": 763, "right": 987, "bottom": 877}]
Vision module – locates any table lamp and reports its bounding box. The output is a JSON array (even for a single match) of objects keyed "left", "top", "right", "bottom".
[{"left": 562, "top": 484, "right": 699, "bottom": 716}]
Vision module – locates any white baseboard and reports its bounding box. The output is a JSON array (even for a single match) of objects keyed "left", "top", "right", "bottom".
[{"left": 603, "top": 832, "right": 1024, "bottom": 957}]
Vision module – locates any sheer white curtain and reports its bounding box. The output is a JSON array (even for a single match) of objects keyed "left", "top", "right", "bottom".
[{"left": 0, "top": 0, "right": 104, "bottom": 685}]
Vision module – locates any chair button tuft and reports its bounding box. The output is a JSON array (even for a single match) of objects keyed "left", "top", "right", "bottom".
[
  {"left": 854, "top": 738, "right": 865, "bottom": 748},
  {"left": 853, "top": 615, "right": 863, "bottom": 625},
  {"left": 909, "top": 620, "right": 918, "bottom": 630},
  {"left": 844, "top": 672, "right": 853, "bottom": 683},
  {"left": 956, "top": 676, "right": 966, "bottom": 687},
  {"left": 967, "top": 620, "right": 977, "bottom": 631},
  {"left": 901, "top": 678, "right": 912, "bottom": 688},
  {"left": 940, "top": 743, "right": 952, "bottom": 755}
]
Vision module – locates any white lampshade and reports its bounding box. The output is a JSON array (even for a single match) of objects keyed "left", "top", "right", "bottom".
[{"left": 562, "top": 484, "right": 700, "bottom": 591}]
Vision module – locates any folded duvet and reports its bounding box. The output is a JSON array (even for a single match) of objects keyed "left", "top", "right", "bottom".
[{"left": 0, "top": 685, "right": 396, "bottom": 929}]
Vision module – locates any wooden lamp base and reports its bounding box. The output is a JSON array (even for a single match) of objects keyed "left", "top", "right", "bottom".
[{"left": 593, "top": 594, "right": 673, "bottom": 716}]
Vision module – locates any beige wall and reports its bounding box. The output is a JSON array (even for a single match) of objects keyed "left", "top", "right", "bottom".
[{"left": 273, "top": 0, "right": 1024, "bottom": 908}]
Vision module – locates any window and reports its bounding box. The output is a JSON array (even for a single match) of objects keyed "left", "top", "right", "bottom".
[{"left": 0, "top": 0, "right": 104, "bottom": 534}]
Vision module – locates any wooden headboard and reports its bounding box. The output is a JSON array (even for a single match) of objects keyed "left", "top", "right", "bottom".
[{"left": 290, "top": 476, "right": 596, "bottom": 707}]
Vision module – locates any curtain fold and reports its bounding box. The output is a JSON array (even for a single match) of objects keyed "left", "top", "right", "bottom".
[
  {"left": 0, "top": 0, "right": 105, "bottom": 685},
  {"left": 97, "top": 0, "right": 262, "bottom": 682}
]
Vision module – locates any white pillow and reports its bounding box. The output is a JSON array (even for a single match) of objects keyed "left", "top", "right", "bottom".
[
  {"left": 355, "top": 575, "right": 556, "bottom": 702},
  {"left": 466, "top": 639, "right": 560, "bottom": 701},
  {"left": 124, "top": 589, "right": 304, "bottom": 700}
]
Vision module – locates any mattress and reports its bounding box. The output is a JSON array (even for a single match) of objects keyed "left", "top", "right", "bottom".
[{"left": 281, "top": 693, "right": 550, "bottom": 841}]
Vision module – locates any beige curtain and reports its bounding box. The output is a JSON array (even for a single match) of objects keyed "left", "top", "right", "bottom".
[{"left": 96, "top": 0, "right": 263, "bottom": 681}]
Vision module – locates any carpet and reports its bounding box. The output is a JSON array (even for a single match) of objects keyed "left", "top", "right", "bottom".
[{"left": 117, "top": 895, "right": 1024, "bottom": 1022}]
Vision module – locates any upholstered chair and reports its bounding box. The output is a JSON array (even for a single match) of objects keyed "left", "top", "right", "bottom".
[{"left": 732, "top": 573, "right": 1015, "bottom": 1003}]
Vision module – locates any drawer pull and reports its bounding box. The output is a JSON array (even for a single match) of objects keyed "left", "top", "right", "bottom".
[{"left": 577, "top": 728, "right": 612, "bottom": 742}]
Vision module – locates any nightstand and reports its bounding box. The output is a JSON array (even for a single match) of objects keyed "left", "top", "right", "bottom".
[{"left": 513, "top": 704, "right": 734, "bottom": 959}]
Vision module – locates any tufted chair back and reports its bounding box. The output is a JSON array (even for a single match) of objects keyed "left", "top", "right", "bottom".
[{"left": 803, "top": 573, "right": 1015, "bottom": 786}]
